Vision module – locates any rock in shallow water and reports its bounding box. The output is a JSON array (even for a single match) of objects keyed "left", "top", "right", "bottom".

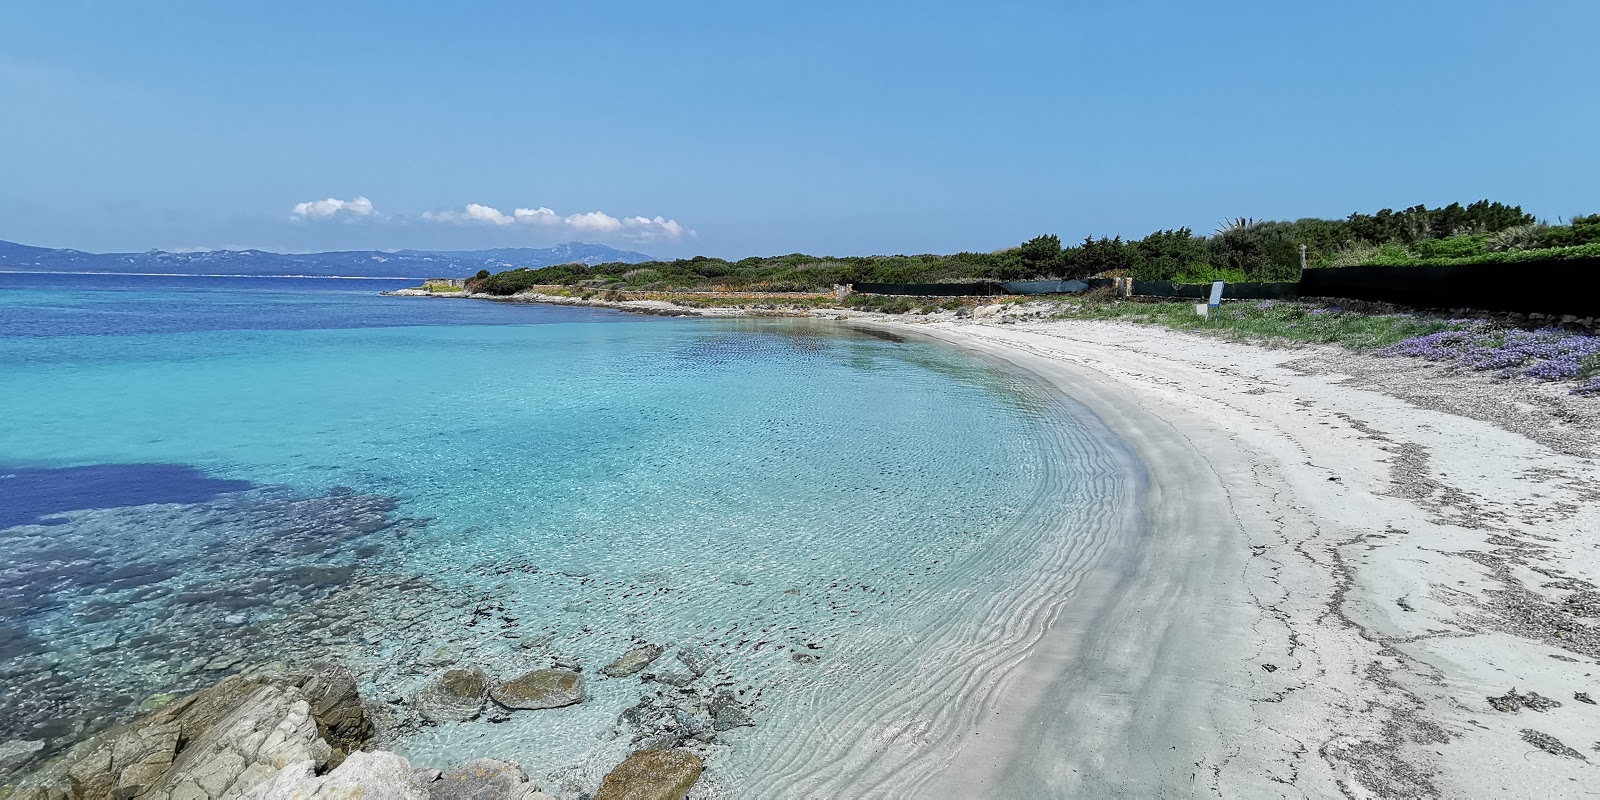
[
  {"left": 427, "top": 757, "right": 550, "bottom": 799},
  {"left": 601, "top": 644, "right": 663, "bottom": 677},
  {"left": 411, "top": 665, "right": 490, "bottom": 723},
  {"left": 489, "top": 669, "right": 584, "bottom": 710},
  {"left": 594, "top": 749, "right": 704, "bottom": 800},
  {"left": 0, "top": 738, "right": 45, "bottom": 772}
]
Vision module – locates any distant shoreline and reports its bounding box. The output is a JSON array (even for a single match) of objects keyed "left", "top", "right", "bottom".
[{"left": 0, "top": 270, "right": 422, "bottom": 280}]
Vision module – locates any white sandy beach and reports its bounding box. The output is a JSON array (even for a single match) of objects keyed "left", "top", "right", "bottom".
[{"left": 862, "top": 318, "right": 1600, "bottom": 798}]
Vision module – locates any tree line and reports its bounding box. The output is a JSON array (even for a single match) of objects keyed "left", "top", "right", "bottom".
[{"left": 475, "top": 201, "right": 1596, "bottom": 294}]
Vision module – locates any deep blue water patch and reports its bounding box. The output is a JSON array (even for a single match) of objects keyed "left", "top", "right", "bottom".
[{"left": 0, "top": 463, "right": 254, "bottom": 528}]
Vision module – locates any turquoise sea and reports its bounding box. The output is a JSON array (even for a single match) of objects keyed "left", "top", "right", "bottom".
[{"left": 0, "top": 272, "right": 1137, "bottom": 795}]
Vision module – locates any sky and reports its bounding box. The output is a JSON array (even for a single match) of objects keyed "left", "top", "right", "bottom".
[{"left": 1, "top": 0, "right": 1596, "bottom": 259}]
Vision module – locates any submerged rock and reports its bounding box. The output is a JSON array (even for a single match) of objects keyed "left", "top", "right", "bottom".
[
  {"left": 647, "top": 670, "right": 696, "bottom": 688},
  {"left": 427, "top": 758, "right": 550, "bottom": 799},
  {"left": 594, "top": 749, "right": 704, "bottom": 800},
  {"left": 411, "top": 665, "right": 490, "bottom": 723},
  {"left": 709, "top": 692, "right": 753, "bottom": 732},
  {"left": 490, "top": 669, "right": 584, "bottom": 710},
  {"left": 601, "top": 644, "right": 664, "bottom": 677},
  {"left": 0, "top": 738, "right": 45, "bottom": 772},
  {"left": 675, "top": 646, "right": 713, "bottom": 677}
]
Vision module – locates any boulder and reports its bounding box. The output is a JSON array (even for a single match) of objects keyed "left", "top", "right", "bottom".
[
  {"left": 601, "top": 644, "right": 664, "bottom": 678},
  {"left": 428, "top": 758, "right": 550, "bottom": 799},
  {"left": 292, "top": 661, "right": 372, "bottom": 758},
  {"left": 237, "top": 750, "right": 429, "bottom": 798},
  {"left": 489, "top": 669, "right": 583, "bottom": 711},
  {"left": 411, "top": 666, "right": 490, "bottom": 723},
  {"left": 594, "top": 749, "right": 704, "bottom": 800}
]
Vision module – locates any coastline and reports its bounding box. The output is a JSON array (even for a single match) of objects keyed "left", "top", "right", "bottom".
[
  {"left": 866, "top": 318, "right": 1599, "bottom": 797},
  {"left": 382, "top": 287, "right": 1600, "bottom": 796}
]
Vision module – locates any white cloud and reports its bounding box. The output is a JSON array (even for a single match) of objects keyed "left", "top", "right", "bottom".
[
  {"left": 564, "top": 211, "right": 623, "bottom": 234},
  {"left": 425, "top": 203, "right": 693, "bottom": 242},
  {"left": 465, "top": 203, "right": 514, "bottom": 225},
  {"left": 513, "top": 207, "right": 560, "bottom": 225},
  {"left": 291, "top": 196, "right": 374, "bottom": 220}
]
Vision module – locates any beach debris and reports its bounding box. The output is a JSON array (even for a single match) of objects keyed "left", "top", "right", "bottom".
[
  {"left": 410, "top": 665, "right": 489, "bottom": 723},
  {"left": 1520, "top": 729, "right": 1587, "bottom": 760},
  {"left": 1488, "top": 688, "right": 1562, "bottom": 713},
  {"left": 594, "top": 749, "right": 704, "bottom": 800},
  {"left": 602, "top": 643, "right": 664, "bottom": 677},
  {"left": 1577, "top": 692, "right": 1596, "bottom": 705},
  {"left": 489, "top": 669, "right": 584, "bottom": 710}
]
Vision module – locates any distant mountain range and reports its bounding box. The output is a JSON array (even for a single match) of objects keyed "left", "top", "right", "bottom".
[{"left": 0, "top": 240, "right": 655, "bottom": 279}]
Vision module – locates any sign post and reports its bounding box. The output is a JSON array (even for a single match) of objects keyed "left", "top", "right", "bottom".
[{"left": 1197, "top": 282, "right": 1225, "bottom": 318}]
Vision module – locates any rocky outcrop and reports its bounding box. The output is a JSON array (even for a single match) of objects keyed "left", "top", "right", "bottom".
[
  {"left": 238, "top": 750, "right": 428, "bottom": 798},
  {"left": 601, "top": 644, "right": 663, "bottom": 678},
  {"left": 410, "top": 666, "right": 490, "bottom": 723},
  {"left": 489, "top": 669, "right": 584, "bottom": 711},
  {"left": 594, "top": 749, "right": 704, "bottom": 800},
  {"left": 13, "top": 665, "right": 369, "bottom": 800}
]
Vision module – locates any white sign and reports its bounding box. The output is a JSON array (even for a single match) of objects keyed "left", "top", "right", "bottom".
[
  {"left": 1208, "top": 281, "right": 1225, "bottom": 308},
  {"left": 1194, "top": 303, "right": 1209, "bottom": 318}
]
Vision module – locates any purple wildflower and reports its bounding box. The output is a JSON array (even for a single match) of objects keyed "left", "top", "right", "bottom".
[{"left": 1380, "top": 325, "right": 1600, "bottom": 390}]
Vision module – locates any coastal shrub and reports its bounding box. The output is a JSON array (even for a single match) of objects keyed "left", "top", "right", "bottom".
[
  {"left": 1131, "top": 228, "right": 1207, "bottom": 281},
  {"left": 1377, "top": 325, "right": 1600, "bottom": 391},
  {"left": 1535, "top": 214, "right": 1600, "bottom": 248},
  {"left": 1486, "top": 224, "right": 1546, "bottom": 252},
  {"left": 1333, "top": 241, "right": 1600, "bottom": 268},
  {"left": 1171, "top": 264, "right": 1249, "bottom": 284},
  {"left": 1409, "top": 234, "right": 1487, "bottom": 260}
]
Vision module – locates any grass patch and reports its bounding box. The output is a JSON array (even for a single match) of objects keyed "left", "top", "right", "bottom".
[{"left": 1056, "top": 299, "right": 1460, "bottom": 351}]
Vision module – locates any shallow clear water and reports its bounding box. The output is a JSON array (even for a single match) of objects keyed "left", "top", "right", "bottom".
[{"left": 0, "top": 272, "right": 1134, "bottom": 794}]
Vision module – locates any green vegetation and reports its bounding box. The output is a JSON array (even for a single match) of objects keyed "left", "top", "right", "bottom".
[
  {"left": 471, "top": 201, "right": 1593, "bottom": 294},
  {"left": 1055, "top": 299, "right": 1462, "bottom": 351},
  {"left": 423, "top": 282, "right": 465, "bottom": 292}
]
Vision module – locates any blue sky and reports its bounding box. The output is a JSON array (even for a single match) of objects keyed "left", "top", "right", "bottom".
[{"left": 1, "top": 0, "right": 1595, "bottom": 258}]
